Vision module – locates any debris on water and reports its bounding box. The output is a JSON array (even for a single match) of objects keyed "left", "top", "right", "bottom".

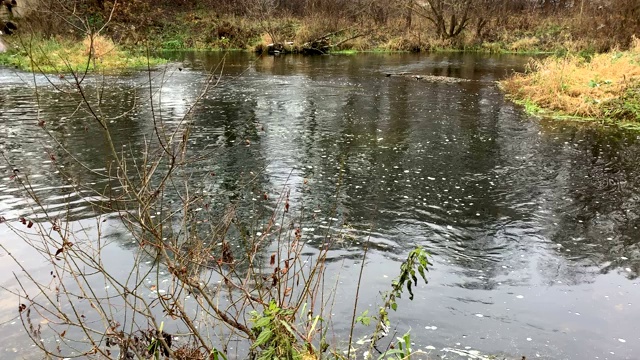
[
  {"left": 441, "top": 348, "right": 489, "bottom": 359},
  {"left": 527, "top": 337, "right": 532, "bottom": 341},
  {"left": 425, "top": 325, "right": 438, "bottom": 330},
  {"left": 475, "top": 314, "right": 484, "bottom": 317},
  {"left": 618, "top": 338, "right": 626, "bottom": 343}
]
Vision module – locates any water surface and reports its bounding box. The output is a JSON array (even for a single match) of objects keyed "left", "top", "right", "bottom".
[{"left": 1, "top": 52, "right": 639, "bottom": 359}]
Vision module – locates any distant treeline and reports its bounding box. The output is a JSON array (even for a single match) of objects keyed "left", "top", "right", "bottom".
[{"left": 14, "top": 0, "right": 640, "bottom": 51}]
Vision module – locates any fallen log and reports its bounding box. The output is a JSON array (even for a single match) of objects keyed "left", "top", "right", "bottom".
[
  {"left": 302, "top": 38, "right": 330, "bottom": 55},
  {"left": 265, "top": 42, "right": 296, "bottom": 55}
]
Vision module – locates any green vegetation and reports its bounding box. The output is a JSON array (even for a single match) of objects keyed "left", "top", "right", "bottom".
[
  {"left": 501, "top": 38, "right": 640, "bottom": 127},
  {"left": 0, "top": 35, "right": 166, "bottom": 73},
  {"left": 2, "top": 0, "right": 639, "bottom": 57},
  {"left": 3, "top": 0, "right": 640, "bottom": 357},
  {"left": 242, "top": 247, "right": 430, "bottom": 360}
]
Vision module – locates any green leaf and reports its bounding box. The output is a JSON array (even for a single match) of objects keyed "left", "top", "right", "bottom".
[
  {"left": 377, "top": 349, "right": 405, "bottom": 360},
  {"left": 268, "top": 300, "right": 278, "bottom": 312},
  {"left": 253, "top": 316, "right": 272, "bottom": 328},
  {"left": 418, "top": 266, "right": 427, "bottom": 283},
  {"left": 252, "top": 328, "right": 273, "bottom": 349},
  {"left": 390, "top": 302, "right": 398, "bottom": 311},
  {"left": 307, "top": 315, "right": 321, "bottom": 337},
  {"left": 357, "top": 310, "right": 371, "bottom": 326},
  {"left": 258, "top": 347, "right": 275, "bottom": 360},
  {"left": 211, "top": 349, "right": 228, "bottom": 360},
  {"left": 279, "top": 319, "right": 297, "bottom": 337}
]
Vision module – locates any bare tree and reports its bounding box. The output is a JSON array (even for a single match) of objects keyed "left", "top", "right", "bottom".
[{"left": 413, "top": 0, "right": 473, "bottom": 39}]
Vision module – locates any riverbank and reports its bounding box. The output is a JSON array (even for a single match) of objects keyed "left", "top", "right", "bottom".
[
  {"left": 121, "top": 11, "right": 637, "bottom": 55},
  {"left": 4, "top": 0, "right": 640, "bottom": 56},
  {"left": 0, "top": 35, "right": 166, "bottom": 73},
  {"left": 500, "top": 38, "right": 640, "bottom": 129}
]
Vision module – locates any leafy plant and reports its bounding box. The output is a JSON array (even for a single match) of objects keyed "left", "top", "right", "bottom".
[
  {"left": 162, "top": 39, "right": 186, "bottom": 50},
  {"left": 250, "top": 300, "right": 308, "bottom": 360},
  {"left": 356, "top": 310, "right": 372, "bottom": 326},
  {"left": 369, "top": 247, "right": 430, "bottom": 351},
  {"left": 377, "top": 331, "right": 412, "bottom": 360}
]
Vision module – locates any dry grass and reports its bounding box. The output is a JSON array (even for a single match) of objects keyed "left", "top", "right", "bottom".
[
  {"left": 509, "top": 36, "right": 540, "bottom": 52},
  {"left": 0, "top": 34, "right": 165, "bottom": 73},
  {"left": 501, "top": 37, "right": 640, "bottom": 119},
  {"left": 82, "top": 35, "right": 116, "bottom": 58}
]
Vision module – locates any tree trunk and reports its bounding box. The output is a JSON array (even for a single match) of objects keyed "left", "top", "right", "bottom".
[{"left": 405, "top": 0, "right": 413, "bottom": 29}]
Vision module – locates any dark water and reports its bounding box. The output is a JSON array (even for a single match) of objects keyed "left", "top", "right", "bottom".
[{"left": 1, "top": 52, "right": 639, "bottom": 359}]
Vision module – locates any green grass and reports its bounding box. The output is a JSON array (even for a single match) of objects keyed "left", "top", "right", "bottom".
[
  {"left": 512, "top": 97, "right": 640, "bottom": 132},
  {"left": 0, "top": 35, "right": 166, "bottom": 73},
  {"left": 513, "top": 98, "right": 547, "bottom": 115},
  {"left": 601, "top": 86, "right": 640, "bottom": 122},
  {"left": 329, "top": 49, "right": 359, "bottom": 55}
]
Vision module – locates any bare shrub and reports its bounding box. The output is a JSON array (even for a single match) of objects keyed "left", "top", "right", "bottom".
[{"left": 0, "top": 5, "right": 432, "bottom": 360}]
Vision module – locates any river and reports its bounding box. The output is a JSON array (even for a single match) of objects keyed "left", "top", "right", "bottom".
[{"left": 0, "top": 52, "right": 639, "bottom": 359}]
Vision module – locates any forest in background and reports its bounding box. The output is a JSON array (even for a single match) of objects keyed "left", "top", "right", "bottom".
[{"left": 3, "top": 0, "right": 640, "bottom": 53}]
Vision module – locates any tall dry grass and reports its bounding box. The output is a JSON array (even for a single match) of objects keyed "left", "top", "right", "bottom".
[{"left": 501, "top": 37, "right": 640, "bottom": 120}]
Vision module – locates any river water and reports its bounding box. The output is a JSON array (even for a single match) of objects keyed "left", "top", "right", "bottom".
[{"left": 1, "top": 52, "right": 639, "bottom": 359}]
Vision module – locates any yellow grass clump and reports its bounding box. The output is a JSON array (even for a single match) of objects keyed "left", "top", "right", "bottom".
[
  {"left": 509, "top": 36, "right": 540, "bottom": 52},
  {"left": 501, "top": 38, "right": 640, "bottom": 120},
  {"left": 0, "top": 34, "right": 166, "bottom": 73},
  {"left": 82, "top": 35, "right": 116, "bottom": 58}
]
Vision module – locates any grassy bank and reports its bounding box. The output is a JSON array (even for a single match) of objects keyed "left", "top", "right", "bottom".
[
  {"left": 8, "top": 0, "right": 638, "bottom": 55},
  {"left": 130, "top": 12, "right": 621, "bottom": 55},
  {"left": 500, "top": 38, "right": 640, "bottom": 128},
  {"left": 0, "top": 35, "right": 166, "bottom": 73}
]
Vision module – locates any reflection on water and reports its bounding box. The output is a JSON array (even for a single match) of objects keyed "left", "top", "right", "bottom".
[{"left": 1, "top": 52, "right": 639, "bottom": 359}]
